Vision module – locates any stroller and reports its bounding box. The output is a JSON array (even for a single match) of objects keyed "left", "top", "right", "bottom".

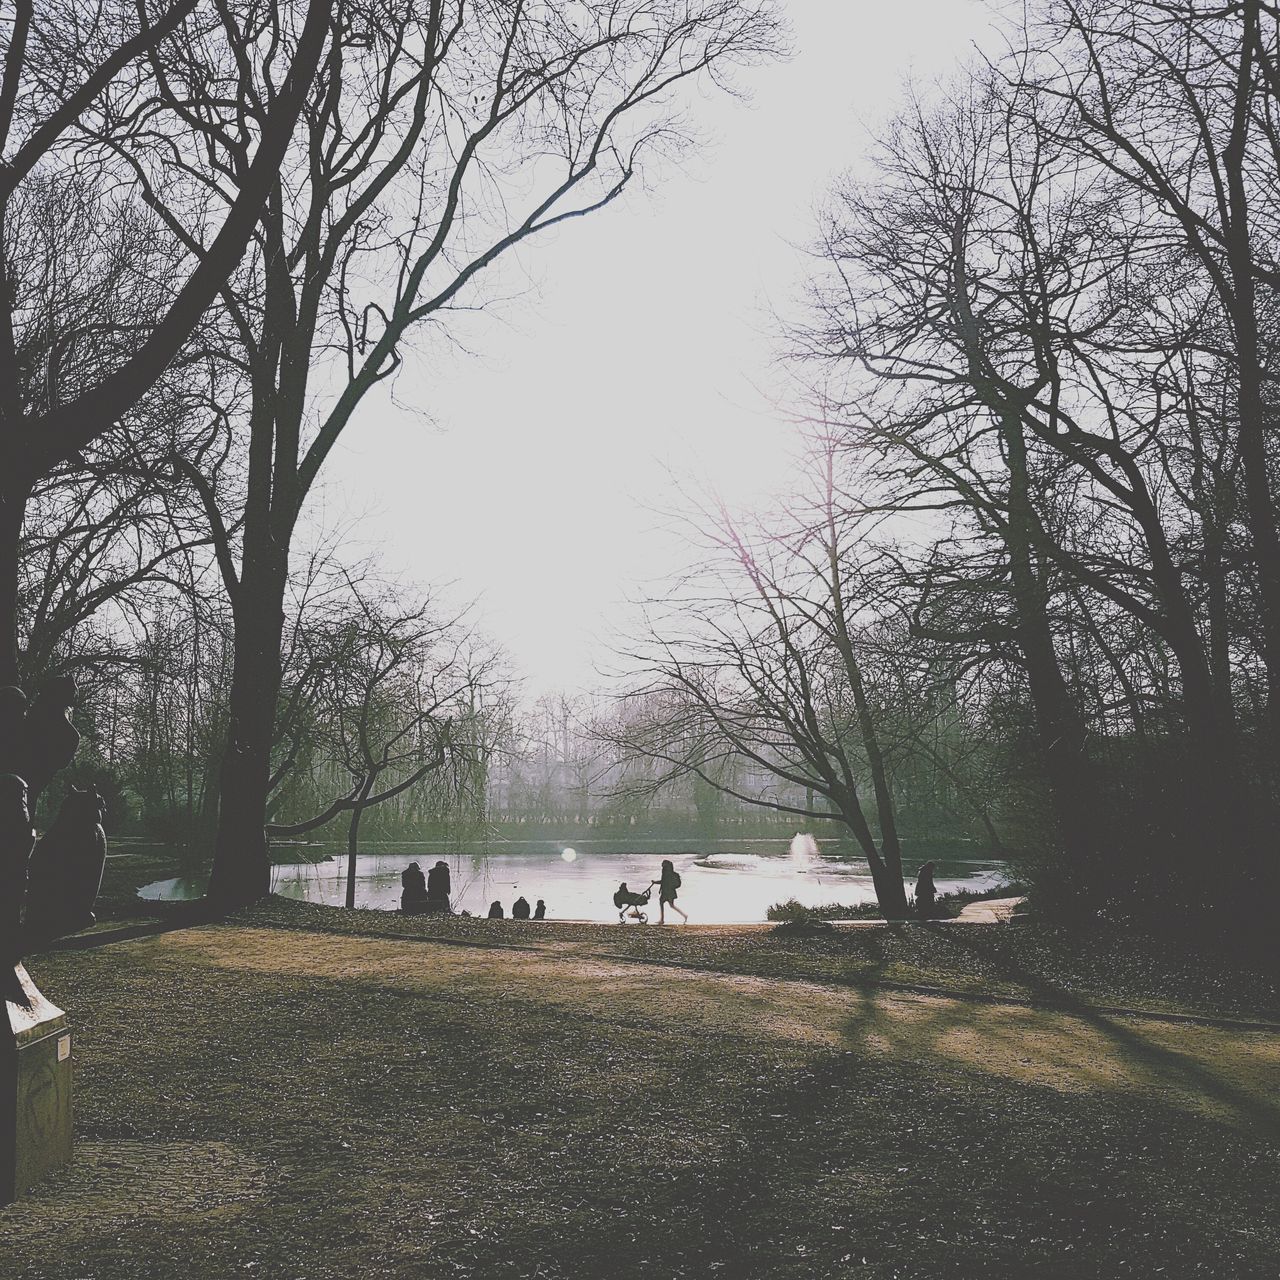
[{"left": 613, "top": 881, "right": 654, "bottom": 924}]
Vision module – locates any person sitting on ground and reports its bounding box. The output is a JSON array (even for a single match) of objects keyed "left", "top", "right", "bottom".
[
  {"left": 425, "top": 859, "right": 452, "bottom": 915},
  {"left": 533, "top": 899, "right": 546, "bottom": 920},
  {"left": 656, "top": 859, "right": 687, "bottom": 925},
  {"left": 914, "top": 861, "right": 937, "bottom": 920},
  {"left": 487, "top": 900, "right": 504, "bottom": 919},
  {"left": 400, "top": 862, "right": 428, "bottom": 914},
  {"left": 511, "top": 895, "right": 531, "bottom": 920}
]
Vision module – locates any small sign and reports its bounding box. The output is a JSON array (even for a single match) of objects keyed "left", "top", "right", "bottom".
[{"left": 57, "top": 1034, "right": 71, "bottom": 1062}]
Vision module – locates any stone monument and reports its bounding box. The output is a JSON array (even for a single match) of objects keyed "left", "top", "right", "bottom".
[{"left": 2, "top": 678, "right": 103, "bottom": 1205}]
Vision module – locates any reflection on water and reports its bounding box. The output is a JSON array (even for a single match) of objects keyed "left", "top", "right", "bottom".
[{"left": 139, "top": 837, "right": 1007, "bottom": 923}]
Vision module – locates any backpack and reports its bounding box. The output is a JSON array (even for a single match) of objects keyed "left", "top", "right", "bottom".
[{"left": 671, "top": 871, "right": 682, "bottom": 889}]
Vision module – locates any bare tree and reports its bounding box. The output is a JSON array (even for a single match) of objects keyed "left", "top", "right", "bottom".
[
  {"left": 1015, "top": 0, "right": 1280, "bottom": 751},
  {"left": 793, "top": 63, "right": 1279, "bottom": 907},
  {"left": 0, "top": 0, "right": 330, "bottom": 684},
  {"left": 264, "top": 577, "right": 507, "bottom": 909},
  {"left": 136, "top": 0, "right": 782, "bottom": 905},
  {"left": 612, "top": 455, "right": 913, "bottom": 917}
]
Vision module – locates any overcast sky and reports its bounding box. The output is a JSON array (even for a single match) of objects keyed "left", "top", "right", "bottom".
[{"left": 317, "top": 0, "right": 997, "bottom": 699}]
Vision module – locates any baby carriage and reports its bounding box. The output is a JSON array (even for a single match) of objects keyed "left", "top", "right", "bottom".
[{"left": 613, "top": 881, "right": 654, "bottom": 924}]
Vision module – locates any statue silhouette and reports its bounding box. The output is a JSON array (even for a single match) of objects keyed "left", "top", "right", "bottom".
[
  {"left": 21, "top": 677, "right": 80, "bottom": 807},
  {"left": 0, "top": 688, "right": 28, "bottom": 778},
  {"left": 0, "top": 775, "right": 35, "bottom": 968},
  {"left": 2, "top": 677, "right": 90, "bottom": 1204},
  {"left": 23, "top": 786, "right": 108, "bottom": 946}
]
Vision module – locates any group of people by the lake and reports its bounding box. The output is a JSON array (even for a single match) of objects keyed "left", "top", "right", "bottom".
[
  {"left": 400, "top": 860, "right": 452, "bottom": 915},
  {"left": 487, "top": 897, "right": 546, "bottom": 920},
  {"left": 400, "top": 853, "right": 940, "bottom": 923},
  {"left": 398, "top": 855, "right": 687, "bottom": 924},
  {"left": 400, "top": 863, "right": 550, "bottom": 920}
]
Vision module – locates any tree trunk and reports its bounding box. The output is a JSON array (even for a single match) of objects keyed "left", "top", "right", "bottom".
[
  {"left": 829, "top": 784, "right": 909, "bottom": 918},
  {"left": 0, "top": 474, "right": 30, "bottom": 689},
  {"left": 1221, "top": 16, "right": 1280, "bottom": 758},
  {"left": 862, "top": 835, "right": 910, "bottom": 918},
  {"left": 999, "top": 411, "right": 1101, "bottom": 886},
  {"left": 206, "top": 551, "right": 287, "bottom": 909},
  {"left": 344, "top": 777, "right": 374, "bottom": 910},
  {"left": 344, "top": 809, "right": 360, "bottom": 910},
  {"left": 821, "top": 500, "right": 909, "bottom": 916}
]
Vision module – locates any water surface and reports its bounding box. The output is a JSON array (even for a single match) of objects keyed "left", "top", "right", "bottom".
[{"left": 139, "top": 837, "right": 1007, "bottom": 923}]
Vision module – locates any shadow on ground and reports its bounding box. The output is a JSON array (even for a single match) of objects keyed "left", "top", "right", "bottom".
[{"left": 3, "top": 923, "right": 1277, "bottom": 1279}]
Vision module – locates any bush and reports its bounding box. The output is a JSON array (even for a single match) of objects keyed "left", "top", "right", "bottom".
[
  {"left": 766, "top": 882, "right": 1025, "bottom": 924},
  {"left": 766, "top": 898, "right": 884, "bottom": 923}
]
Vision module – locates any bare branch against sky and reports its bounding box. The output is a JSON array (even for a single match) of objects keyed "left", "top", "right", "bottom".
[{"left": 318, "top": 1, "right": 994, "bottom": 697}]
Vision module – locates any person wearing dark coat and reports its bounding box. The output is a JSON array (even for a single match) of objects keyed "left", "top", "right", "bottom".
[
  {"left": 656, "top": 859, "right": 687, "bottom": 925},
  {"left": 401, "top": 862, "right": 428, "bottom": 914},
  {"left": 914, "top": 861, "right": 937, "bottom": 920},
  {"left": 511, "top": 895, "right": 531, "bottom": 920},
  {"left": 425, "top": 859, "right": 452, "bottom": 915},
  {"left": 533, "top": 899, "right": 546, "bottom": 920},
  {"left": 487, "top": 900, "right": 504, "bottom": 919}
]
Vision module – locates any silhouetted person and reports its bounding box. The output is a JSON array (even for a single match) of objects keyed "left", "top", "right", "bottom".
[
  {"left": 426, "top": 859, "right": 452, "bottom": 915},
  {"left": 488, "top": 900, "right": 504, "bottom": 919},
  {"left": 533, "top": 899, "right": 546, "bottom": 920},
  {"left": 657, "top": 859, "right": 687, "bottom": 925},
  {"left": 511, "top": 895, "right": 531, "bottom": 920},
  {"left": 915, "top": 861, "right": 937, "bottom": 920},
  {"left": 401, "top": 861, "right": 428, "bottom": 914}
]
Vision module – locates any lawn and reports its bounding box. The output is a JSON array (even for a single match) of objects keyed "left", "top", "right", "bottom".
[{"left": 3, "top": 906, "right": 1278, "bottom": 1279}]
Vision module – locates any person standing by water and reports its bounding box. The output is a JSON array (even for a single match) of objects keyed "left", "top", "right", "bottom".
[
  {"left": 425, "top": 859, "right": 452, "bottom": 915},
  {"left": 914, "top": 861, "right": 937, "bottom": 920},
  {"left": 400, "top": 862, "right": 428, "bottom": 914},
  {"left": 656, "top": 859, "right": 687, "bottom": 925}
]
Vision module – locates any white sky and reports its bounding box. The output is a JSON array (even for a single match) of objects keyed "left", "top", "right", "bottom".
[{"left": 318, "top": 0, "right": 997, "bottom": 698}]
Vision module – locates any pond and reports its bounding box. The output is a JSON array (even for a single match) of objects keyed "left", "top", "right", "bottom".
[{"left": 138, "top": 835, "right": 1009, "bottom": 924}]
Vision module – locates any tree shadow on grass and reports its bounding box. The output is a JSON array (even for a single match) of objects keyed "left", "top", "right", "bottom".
[
  {"left": 924, "top": 926, "right": 1280, "bottom": 1135},
  {"left": 643, "top": 982, "right": 1280, "bottom": 1278}
]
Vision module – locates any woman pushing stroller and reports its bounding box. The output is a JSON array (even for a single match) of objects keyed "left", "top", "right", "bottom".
[
  {"left": 655, "top": 859, "right": 687, "bottom": 925},
  {"left": 612, "top": 860, "right": 689, "bottom": 925}
]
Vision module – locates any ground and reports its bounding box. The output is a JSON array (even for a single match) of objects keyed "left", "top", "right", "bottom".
[{"left": 3, "top": 903, "right": 1279, "bottom": 1279}]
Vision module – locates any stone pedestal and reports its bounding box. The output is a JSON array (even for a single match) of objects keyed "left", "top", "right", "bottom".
[{"left": 2, "top": 964, "right": 72, "bottom": 1206}]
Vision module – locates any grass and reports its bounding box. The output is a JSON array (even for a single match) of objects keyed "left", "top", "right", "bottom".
[{"left": 3, "top": 898, "right": 1278, "bottom": 1279}]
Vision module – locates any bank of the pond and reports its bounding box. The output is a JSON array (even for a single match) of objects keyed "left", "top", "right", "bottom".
[{"left": 230, "top": 895, "right": 1280, "bottom": 1022}]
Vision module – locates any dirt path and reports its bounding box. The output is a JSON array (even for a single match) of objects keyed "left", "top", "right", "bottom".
[{"left": 141, "top": 925, "right": 1280, "bottom": 1132}]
